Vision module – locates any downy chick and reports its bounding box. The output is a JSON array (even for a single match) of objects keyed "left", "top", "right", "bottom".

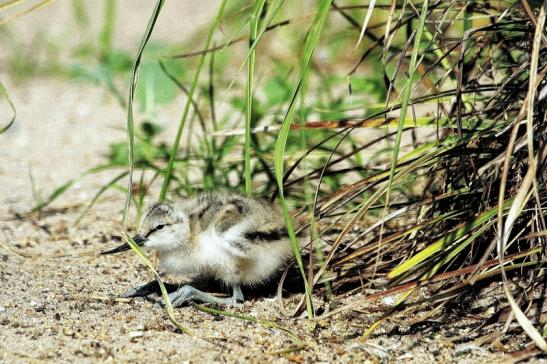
[{"left": 102, "top": 191, "right": 296, "bottom": 306}]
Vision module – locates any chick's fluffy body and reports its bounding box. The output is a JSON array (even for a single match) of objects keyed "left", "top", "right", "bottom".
[{"left": 141, "top": 192, "right": 294, "bottom": 287}]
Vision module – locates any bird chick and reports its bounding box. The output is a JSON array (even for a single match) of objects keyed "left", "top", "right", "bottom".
[{"left": 102, "top": 191, "right": 295, "bottom": 306}]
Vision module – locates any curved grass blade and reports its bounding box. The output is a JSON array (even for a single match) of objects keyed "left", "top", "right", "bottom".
[
  {"left": 76, "top": 171, "right": 129, "bottom": 224},
  {"left": 121, "top": 231, "right": 191, "bottom": 335},
  {"left": 274, "top": 0, "right": 332, "bottom": 319},
  {"left": 524, "top": 2, "right": 545, "bottom": 166},
  {"left": 32, "top": 164, "right": 120, "bottom": 212},
  {"left": 0, "top": 81, "right": 16, "bottom": 134},
  {"left": 0, "top": 0, "right": 25, "bottom": 12},
  {"left": 427, "top": 220, "right": 496, "bottom": 278},
  {"left": 498, "top": 156, "right": 547, "bottom": 352},
  {"left": 99, "top": 0, "right": 116, "bottom": 60},
  {"left": 381, "top": 0, "right": 429, "bottom": 229},
  {"left": 354, "top": 0, "right": 375, "bottom": 49},
  {"left": 220, "top": 0, "right": 284, "bottom": 103},
  {"left": 494, "top": 6, "right": 547, "bottom": 348},
  {"left": 387, "top": 202, "right": 507, "bottom": 279},
  {"left": 124, "top": 0, "right": 165, "bottom": 226},
  {"left": 194, "top": 304, "right": 304, "bottom": 354},
  {"left": 0, "top": 0, "right": 57, "bottom": 26},
  {"left": 244, "top": 0, "right": 266, "bottom": 195},
  {"left": 159, "top": 0, "right": 227, "bottom": 201}
]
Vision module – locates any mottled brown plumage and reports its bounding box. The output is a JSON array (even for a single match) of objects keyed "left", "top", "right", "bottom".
[{"left": 103, "top": 191, "right": 297, "bottom": 306}]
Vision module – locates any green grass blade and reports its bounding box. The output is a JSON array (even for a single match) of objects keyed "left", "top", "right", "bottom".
[
  {"left": 124, "top": 0, "right": 165, "bottom": 225},
  {"left": 0, "top": 80, "right": 16, "bottom": 134},
  {"left": 0, "top": 0, "right": 24, "bottom": 11},
  {"left": 159, "top": 0, "right": 227, "bottom": 201},
  {"left": 0, "top": 0, "right": 56, "bottom": 26},
  {"left": 99, "top": 0, "right": 116, "bottom": 60},
  {"left": 70, "top": 0, "right": 89, "bottom": 28},
  {"left": 221, "top": 0, "right": 285, "bottom": 101},
  {"left": 122, "top": 232, "right": 191, "bottom": 335},
  {"left": 193, "top": 304, "right": 304, "bottom": 353},
  {"left": 28, "top": 167, "right": 43, "bottom": 208},
  {"left": 427, "top": 220, "right": 496, "bottom": 278},
  {"left": 274, "top": 0, "right": 332, "bottom": 319},
  {"left": 32, "top": 164, "right": 119, "bottom": 212},
  {"left": 244, "top": 0, "right": 266, "bottom": 195},
  {"left": 76, "top": 171, "right": 129, "bottom": 224},
  {"left": 382, "top": 0, "right": 429, "bottom": 226},
  {"left": 354, "top": 0, "right": 375, "bottom": 48},
  {"left": 388, "top": 199, "right": 512, "bottom": 279}
]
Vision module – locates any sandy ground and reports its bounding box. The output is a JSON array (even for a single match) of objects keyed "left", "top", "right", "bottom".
[{"left": 0, "top": 2, "right": 541, "bottom": 363}]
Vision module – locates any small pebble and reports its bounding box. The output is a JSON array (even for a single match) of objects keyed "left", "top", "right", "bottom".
[
  {"left": 31, "top": 301, "right": 46, "bottom": 312},
  {"left": 129, "top": 331, "right": 144, "bottom": 339}
]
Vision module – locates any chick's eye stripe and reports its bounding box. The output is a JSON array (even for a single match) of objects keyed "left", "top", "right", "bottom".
[{"left": 146, "top": 224, "right": 169, "bottom": 237}]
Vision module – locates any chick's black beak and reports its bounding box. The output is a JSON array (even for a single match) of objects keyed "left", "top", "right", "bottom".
[{"left": 100, "top": 234, "right": 147, "bottom": 255}]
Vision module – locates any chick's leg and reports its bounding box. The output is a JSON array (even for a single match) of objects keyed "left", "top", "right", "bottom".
[
  {"left": 232, "top": 285, "right": 244, "bottom": 302},
  {"left": 155, "top": 284, "right": 244, "bottom": 307},
  {"left": 119, "top": 280, "right": 178, "bottom": 298}
]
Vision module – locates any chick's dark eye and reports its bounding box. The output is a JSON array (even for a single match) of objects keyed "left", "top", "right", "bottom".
[{"left": 155, "top": 224, "right": 165, "bottom": 231}]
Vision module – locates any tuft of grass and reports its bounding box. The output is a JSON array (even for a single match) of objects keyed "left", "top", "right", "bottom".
[{"left": 158, "top": 0, "right": 228, "bottom": 202}]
